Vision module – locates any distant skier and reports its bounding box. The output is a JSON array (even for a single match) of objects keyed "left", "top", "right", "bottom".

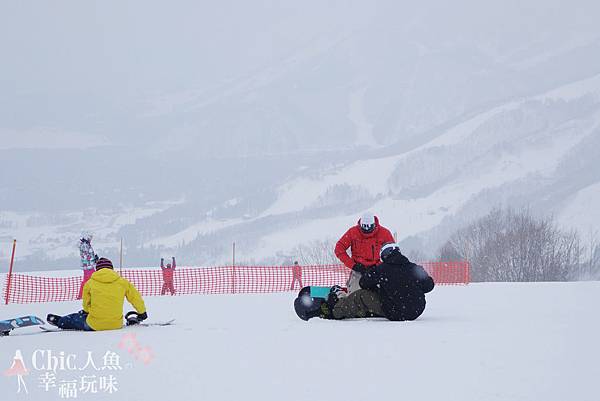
[
  {"left": 47, "top": 257, "right": 147, "bottom": 331},
  {"left": 290, "top": 261, "right": 303, "bottom": 290},
  {"left": 334, "top": 212, "right": 394, "bottom": 293},
  {"left": 161, "top": 257, "right": 176, "bottom": 295},
  {"left": 320, "top": 243, "right": 435, "bottom": 321},
  {"left": 77, "top": 232, "right": 98, "bottom": 299}
]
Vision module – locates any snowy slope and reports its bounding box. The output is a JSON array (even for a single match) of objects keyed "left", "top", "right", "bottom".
[
  {"left": 0, "top": 282, "right": 598, "bottom": 401},
  {"left": 238, "top": 74, "right": 600, "bottom": 260},
  {"left": 558, "top": 181, "right": 600, "bottom": 235},
  {"left": 4, "top": 72, "right": 600, "bottom": 268}
]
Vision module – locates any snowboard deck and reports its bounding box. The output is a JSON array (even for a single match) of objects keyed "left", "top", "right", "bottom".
[
  {"left": 0, "top": 315, "right": 45, "bottom": 336},
  {"left": 307, "top": 286, "right": 334, "bottom": 299},
  {"left": 39, "top": 319, "right": 175, "bottom": 333}
]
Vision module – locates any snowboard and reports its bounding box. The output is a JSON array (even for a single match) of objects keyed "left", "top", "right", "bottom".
[
  {"left": 0, "top": 315, "right": 45, "bottom": 336},
  {"left": 39, "top": 319, "right": 175, "bottom": 333},
  {"left": 294, "top": 286, "right": 334, "bottom": 321}
]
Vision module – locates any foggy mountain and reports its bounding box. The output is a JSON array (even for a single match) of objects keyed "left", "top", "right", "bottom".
[{"left": 1, "top": 1, "right": 600, "bottom": 270}]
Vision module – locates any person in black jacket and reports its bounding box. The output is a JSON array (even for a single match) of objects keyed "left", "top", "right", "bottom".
[
  {"left": 359, "top": 242, "right": 435, "bottom": 321},
  {"left": 321, "top": 242, "right": 434, "bottom": 321}
]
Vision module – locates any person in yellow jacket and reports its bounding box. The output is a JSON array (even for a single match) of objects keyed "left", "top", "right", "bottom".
[{"left": 47, "top": 257, "right": 147, "bottom": 331}]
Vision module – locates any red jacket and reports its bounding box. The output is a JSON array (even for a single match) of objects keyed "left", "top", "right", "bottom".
[
  {"left": 161, "top": 257, "right": 176, "bottom": 282},
  {"left": 334, "top": 216, "right": 394, "bottom": 269}
]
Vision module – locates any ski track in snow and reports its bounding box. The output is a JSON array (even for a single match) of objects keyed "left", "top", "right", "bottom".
[
  {"left": 348, "top": 86, "right": 378, "bottom": 148},
  {"left": 0, "top": 282, "right": 598, "bottom": 401}
]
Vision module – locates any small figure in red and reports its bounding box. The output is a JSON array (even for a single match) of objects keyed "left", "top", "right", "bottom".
[
  {"left": 290, "top": 261, "right": 303, "bottom": 290},
  {"left": 160, "top": 257, "right": 176, "bottom": 295}
]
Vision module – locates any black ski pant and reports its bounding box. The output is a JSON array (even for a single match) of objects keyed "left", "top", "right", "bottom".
[{"left": 332, "top": 289, "right": 384, "bottom": 319}]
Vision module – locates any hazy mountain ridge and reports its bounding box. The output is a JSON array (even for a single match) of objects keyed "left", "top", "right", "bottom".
[
  {"left": 6, "top": 71, "right": 598, "bottom": 270},
  {"left": 2, "top": 72, "right": 600, "bottom": 264},
  {"left": 188, "top": 72, "right": 600, "bottom": 263}
]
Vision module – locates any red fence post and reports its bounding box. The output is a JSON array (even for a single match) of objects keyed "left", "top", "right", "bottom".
[
  {"left": 5, "top": 239, "right": 16, "bottom": 305},
  {"left": 466, "top": 261, "right": 471, "bottom": 284},
  {"left": 232, "top": 265, "right": 236, "bottom": 294},
  {"left": 231, "top": 242, "right": 236, "bottom": 294}
]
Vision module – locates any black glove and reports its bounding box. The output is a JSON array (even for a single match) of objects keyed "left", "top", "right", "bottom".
[
  {"left": 93, "top": 254, "right": 99, "bottom": 263},
  {"left": 125, "top": 311, "right": 148, "bottom": 325},
  {"left": 352, "top": 263, "right": 367, "bottom": 274}
]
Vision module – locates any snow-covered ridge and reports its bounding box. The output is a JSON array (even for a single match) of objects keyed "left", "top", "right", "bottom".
[
  {"left": 241, "top": 74, "right": 600, "bottom": 260},
  {"left": 264, "top": 73, "right": 600, "bottom": 214},
  {"left": 104, "top": 73, "right": 600, "bottom": 264},
  {"left": 5, "top": 72, "right": 599, "bottom": 267}
]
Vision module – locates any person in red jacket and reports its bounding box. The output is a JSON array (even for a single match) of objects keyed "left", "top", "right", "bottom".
[
  {"left": 334, "top": 212, "right": 394, "bottom": 293},
  {"left": 290, "top": 261, "right": 303, "bottom": 290},
  {"left": 160, "top": 257, "right": 176, "bottom": 295}
]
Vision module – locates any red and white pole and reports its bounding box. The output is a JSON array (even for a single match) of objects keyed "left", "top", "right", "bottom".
[
  {"left": 232, "top": 242, "right": 236, "bottom": 294},
  {"left": 5, "top": 239, "right": 16, "bottom": 305},
  {"left": 120, "top": 237, "right": 123, "bottom": 274}
]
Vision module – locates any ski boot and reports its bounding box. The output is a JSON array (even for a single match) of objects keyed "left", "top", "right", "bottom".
[{"left": 46, "top": 314, "right": 62, "bottom": 327}]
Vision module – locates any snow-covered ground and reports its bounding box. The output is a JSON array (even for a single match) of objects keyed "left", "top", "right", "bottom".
[{"left": 1, "top": 281, "right": 598, "bottom": 401}]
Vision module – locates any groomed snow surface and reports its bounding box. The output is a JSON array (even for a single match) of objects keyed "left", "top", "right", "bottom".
[{"left": 1, "top": 282, "right": 598, "bottom": 401}]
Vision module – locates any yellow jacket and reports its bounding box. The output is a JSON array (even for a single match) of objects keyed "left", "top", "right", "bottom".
[{"left": 82, "top": 268, "right": 146, "bottom": 331}]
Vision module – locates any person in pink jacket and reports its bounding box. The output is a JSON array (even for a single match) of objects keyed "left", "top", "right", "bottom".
[
  {"left": 290, "top": 261, "right": 303, "bottom": 290},
  {"left": 77, "top": 233, "right": 98, "bottom": 299},
  {"left": 160, "top": 257, "right": 176, "bottom": 295}
]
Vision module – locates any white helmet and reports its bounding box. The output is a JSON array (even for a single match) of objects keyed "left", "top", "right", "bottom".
[
  {"left": 359, "top": 212, "right": 376, "bottom": 233},
  {"left": 380, "top": 242, "right": 400, "bottom": 261}
]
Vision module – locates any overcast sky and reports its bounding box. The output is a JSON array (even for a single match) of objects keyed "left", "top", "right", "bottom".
[{"left": 2, "top": 0, "right": 599, "bottom": 146}]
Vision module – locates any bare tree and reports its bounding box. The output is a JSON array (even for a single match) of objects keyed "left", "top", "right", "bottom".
[
  {"left": 576, "top": 229, "right": 600, "bottom": 280},
  {"left": 291, "top": 239, "right": 340, "bottom": 266},
  {"left": 292, "top": 239, "right": 429, "bottom": 266},
  {"left": 405, "top": 248, "right": 428, "bottom": 263},
  {"left": 439, "top": 207, "right": 583, "bottom": 282}
]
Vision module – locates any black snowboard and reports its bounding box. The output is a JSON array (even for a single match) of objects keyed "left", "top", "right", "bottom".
[
  {"left": 0, "top": 315, "right": 45, "bottom": 336},
  {"left": 294, "top": 286, "right": 333, "bottom": 321}
]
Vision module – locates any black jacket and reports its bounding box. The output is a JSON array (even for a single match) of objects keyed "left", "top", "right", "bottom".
[{"left": 359, "top": 251, "right": 434, "bottom": 321}]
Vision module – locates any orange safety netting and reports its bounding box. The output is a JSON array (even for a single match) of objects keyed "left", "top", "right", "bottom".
[{"left": 2, "top": 262, "right": 469, "bottom": 304}]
